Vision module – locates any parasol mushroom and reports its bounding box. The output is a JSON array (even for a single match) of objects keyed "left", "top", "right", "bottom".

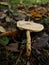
[{"left": 17, "top": 20, "right": 44, "bottom": 56}]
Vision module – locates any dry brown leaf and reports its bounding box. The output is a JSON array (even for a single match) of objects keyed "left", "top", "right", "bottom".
[
  {"left": 27, "top": 61, "right": 30, "bottom": 65},
  {"left": 6, "top": 16, "right": 12, "bottom": 22},
  {"left": 6, "top": 43, "right": 19, "bottom": 52}
]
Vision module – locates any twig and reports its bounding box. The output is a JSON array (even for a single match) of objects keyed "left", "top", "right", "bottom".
[
  {"left": 15, "top": 50, "right": 23, "bottom": 65},
  {"left": 0, "top": 30, "right": 18, "bottom": 36}
]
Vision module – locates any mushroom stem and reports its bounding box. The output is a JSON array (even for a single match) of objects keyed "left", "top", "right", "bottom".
[{"left": 26, "top": 31, "right": 31, "bottom": 56}]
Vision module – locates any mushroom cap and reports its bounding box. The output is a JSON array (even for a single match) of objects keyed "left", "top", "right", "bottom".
[{"left": 17, "top": 21, "right": 44, "bottom": 32}]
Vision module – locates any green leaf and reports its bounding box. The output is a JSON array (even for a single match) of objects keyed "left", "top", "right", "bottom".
[
  {"left": 42, "top": 18, "right": 49, "bottom": 24},
  {"left": 0, "top": 5, "right": 8, "bottom": 9},
  {"left": 0, "top": 37, "right": 9, "bottom": 45},
  {"left": 13, "top": 13, "right": 18, "bottom": 16}
]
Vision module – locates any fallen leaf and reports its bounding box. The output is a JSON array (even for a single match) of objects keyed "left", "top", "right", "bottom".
[
  {"left": 0, "top": 36, "right": 9, "bottom": 45},
  {"left": 6, "top": 43, "right": 19, "bottom": 52},
  {"left": 27, "top": 61, "right": 30, "bottom": 65},
  {"left": 0, "top": 26, "right": 6, "bottom": 32}
]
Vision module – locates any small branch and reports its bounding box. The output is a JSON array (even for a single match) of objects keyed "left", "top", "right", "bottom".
[
  {"left": 15, "top": 50, "right": 23, "bottom": 65},
  {"left": 0, "top": 30, "right": 18, "bottom": 36}
]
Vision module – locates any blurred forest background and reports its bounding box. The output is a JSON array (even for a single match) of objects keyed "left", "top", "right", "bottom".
[
  {"left": 0, "top": 0, "right": 49, "bottom": 11},
  {"left": 1, "top": 0, "right": 49, "bottom": 6}
]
